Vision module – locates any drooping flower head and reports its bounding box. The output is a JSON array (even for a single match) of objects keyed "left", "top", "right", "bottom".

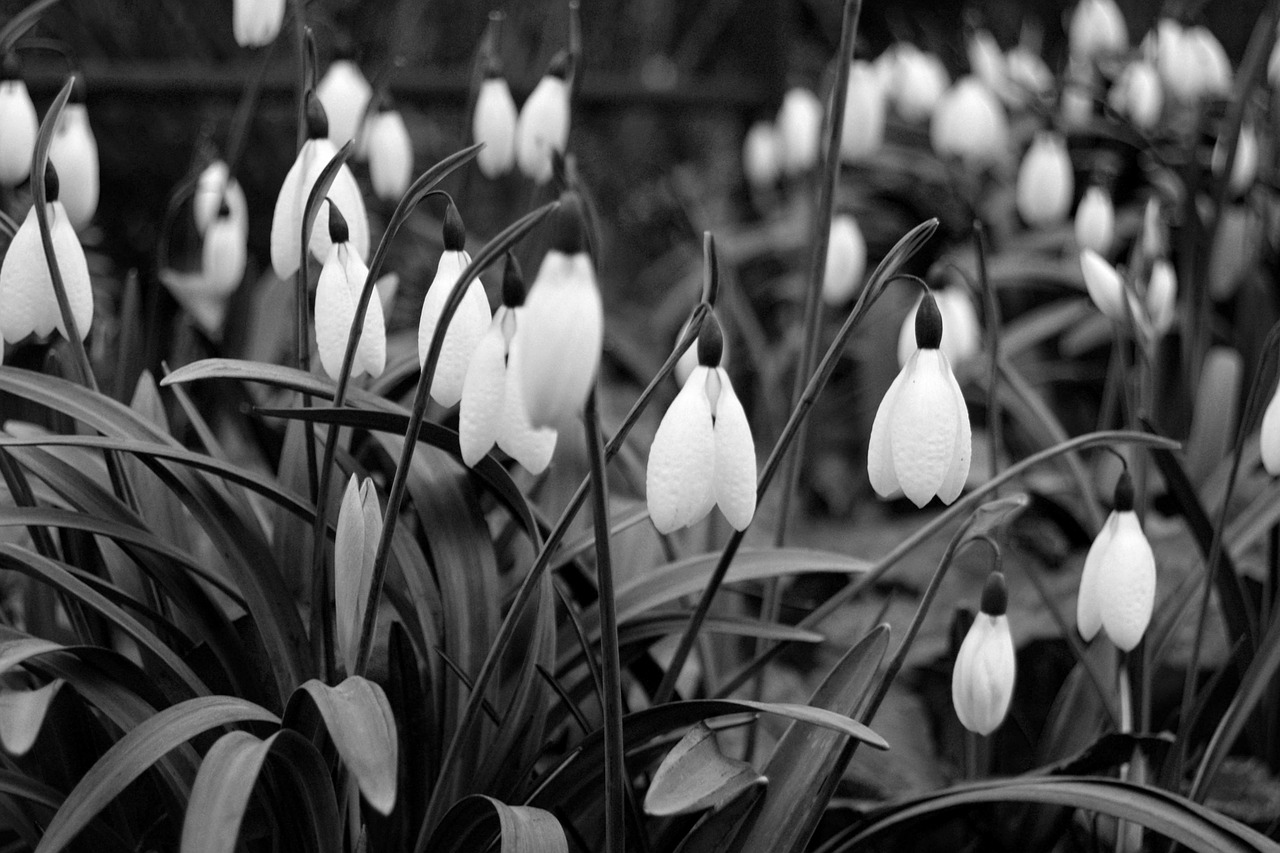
[
  {"left": 201, "top": 200, "right": 248, "bottom": 301},
  {"left": 315, "top": 203, "right": 385, "bottom": 382},
  {"left": 822, "top": 214, "right": 867, "bottom": 306},
  {"left": 0, "top": 53, "right": 37, "bottom": 187},
  {"left": 316, "top": 58, "right": 373, "bottom": 150},
  {"left": 473, "top": 57, "right": 518, "bottom": 179},
  {"left": 366, "top": 102, "right": 413, "bottom": 201},
  {"left": 952, "top": 571, "right": 1016, "bottom": 735},
  {"left": 233, "top": 0, "right": 286, "bottom": 48},
  {"left": 885, "top": 44, "right": 949, "bottom": 123},
  {"left": 868, "top": 291, "right": 971, "bottom": 507},
  {"left": 1068, "top": 0, "right": 1128, "bottom": 63},
  {"left": 49, "top": 85, "right": 99, "bottom": 231},
  {"left": 194, "top": 159, "right": 249, "bottom": 236},
  {"left": 1074, "top": 186, "right": 1115, "bottom": 255},
  {"left": 647, "top": 313, "right": 756, "bottom": 533},
  {"left": 1108, "top": 61, "right": 1163, "bottom": 130},
  {"left": 776, "top": 86, "right": 823, "bottom": 176},
  {"left": 335, "top": 475, "right": 381, "bottom": 675},
  {"left": 896, "top": 282, "right": 980, "bottom": 369},
  {"left": 840, "top": 61, "right": 886, "bottom": 163},
  {"left": 1077, "top": 472, "right": 1157, "bottom": 651},
  {"left": 1015, "top": 131, "right": 1074, "bottom": 227},
  {"left": 515, "top": 52, "right": 571, "bottom": 184},
  {"left": 930, "top": 76, "right": 1009, "bottom": 168}
]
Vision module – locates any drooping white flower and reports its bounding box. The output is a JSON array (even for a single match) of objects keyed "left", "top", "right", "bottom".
[
  {"left": 967, "top": 30, "right": 1006, "bottom": 96},
  {"left": 1077, "top": 473, "right": 1156, "bottom": 651},
  {"left": 366, "top": 107, "right": 413, "bottom": 201},
  {"left": 316, "top": 59, "right": 372, "bottom": 150},
  {"left": 930, "top": 77, "right": 1009, "bottom": 168},
  {"left": 1183, "top": 26, "right": 1232, "bottom": 99},
  {"left": 1080, "top": 248, "right": 1126, "bottom": 321},
  {"left": 473, "top": 66, "right": 518, "bottom": 178},
  {"left": 417, "top": 205, "right": 491, "bottom": 407},
  {"left": 233, "top": 0, "right": 285, "bottom": 48},
  {"left": 200, "top": 201, "right": 247, "bottom": 300},
  {"left": 647, "top": 315, "right": 756, "bottom": 533},
  {"left": 776, "top": 86, "right": 823, "bottom": 176},
  {"left": 515, "top": 54, "right": 570, "bottom": 185},
  {"left": 896, "top": 285, "right": 980, "bottom": 368},
  {"left": 1153, "top": 21, "right": 1231, "bottom": 102},
  {"left": 887, "top": 44, "right": 949, "bottom": 123},
  {"left": 49, "top": 102, "right": 98, "bottom": 230},
  {"left": 1212, "top": 124, "right": 1259, "bottom": 198},
  {"left": 1261, "top": 379, "right": 1280, "bottom": 475},
  {"left": 1075, "top": 188, "right": 1115, "bottom": 255},
  {"left": 822, "top": 214, "right": 867, "bottom": 306},
  {"left": 0, "top": 165, "right": 93, "bottom": 343},
  {"left": 1015, "top": 132, "right": 1074, "bottom": 227},
  {"left": 270, "top": 93, "right": 370, "bottom": 280},
  {"left": 742, "top": 120, "right": 780, "bottom": 190},
  {"left": 516, "top": 192, "right": 604, "bottom": 429},
  {"left": 193, "top": 159, "right": 248, "bottom": 236},
  {"left": 0, "top": 59, "right": 37, "bottom": 187},
  {"left": 1146, "top": 259, "right": 1177, "bottom": 336},
  {"left": 953, "top": 572, "right": 1016, "bottom": 735},
  {"left": 315, "top": 205, "right": 385, "bottom": 381},
  {"left": 335, "top": 475, "right": 381, "bottom": 675},
  {"left": 1108, "top": 61, "right": 1163, "bottom": 130},
  {"left": 1004, "top": 47, "right": 1053, "bottom": 103},
  {"left": 1068, "top": 0, "right": 1128, "bottom": 62},
  {"left": 868, "top": 292, "right": 971, "bottom": 507},
  {"left": 840, "top": 61, "right": 885, "bottom": 163}
]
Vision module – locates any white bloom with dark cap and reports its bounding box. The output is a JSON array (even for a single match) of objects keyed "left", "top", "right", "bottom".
[
  {"left": 1074, "top": 187, "right": 1115, "bottom": 255},
  {"left": 516, "top": 192, "right": 604, "bottom": 429},
  {"left": 0, "top": 164, "right": 93, "bottom": 343},
  {"left": 647, "top": 314, "right": 756, "bottom": 533},
  {"left": 1016, "top": 132, "right": 1074, "bottom": 227},
  {"left": 1068, "top": 0, "right": 1127, "bottom": 62},
  {"left": 49, "top": 102, "right": 98, "bottom": 230},
  {"left": 742, "top": 120, "right": 780, "bottom": 190},
  {"left": 1109, "top": 61, "right": 1163, "bottom": 130},
  {"left": 896, "top": 285, "right": 980, "bottom": 369},
  {"left": 776, "top": 86, "right": 823, "bottom": 176},
  {"left": 869, "top": 292, "right": 971, "bottom": 507},
  {"left": 270, "top": 92, "right": 370, "bottom": 279},
  {"left": 335, "top": 475, "right": 380, "bottom": 675},
  {"left": 417, "top": 205, "right": 491, "bottom": 407},
  {"left": 840, "top": 61, "right": 885, "bottom": 162},
  {"left": 0, "top": 56, "right": 37, "bottom": 187},
  {"left": 515, "top": 54, "right": 570, "bottom": 184},
  {"left": 822, "top": 214, "right": 867, "bottom": 306},
  {"left": 316, "top": 59, "right": 372, "bottom": 150},
  {"left": 473, "top": 62, "right": 518, "bottom": 178},
  {"left": 1080, "top": 248, "right": 1126, "bottom": 320},
  {"left": 459, "top": 255, "right": 557, "bottom": 473},
  {"left": 366, "top": 107, "right": 413, "bottom": 201},
  {"left": 315, "top": 204, "right": 385, "bottom": 381},
  {"left": 233, "top": 0, "right": 285, "bottom": 48},
  {"left": 201, "top": 201, "right": 247, "bottom": 300},
  {"left": 930, "top": 77, "right": 1009, "bottom": 168},
  {"left": 1077, "top": 473, "right": 1156, "bottom": 651},
  {"left": 194, "top": 159, "right": 248, "bottom": 236},
  {"left": 953, "top": 572, "right": 1016, "bottom": 736}
]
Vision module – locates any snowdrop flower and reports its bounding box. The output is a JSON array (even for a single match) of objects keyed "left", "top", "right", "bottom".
[
  {"left": 0, "top": 164, "right": 93, "bottom": 343},
  {"left": 840, "top": 61, "right": 885, "bottom": 162},
  {"left": 647, "top": 314, "right": 756, "bottom": 533},
  {"left": 776, "top": 86, "right": 823, "bottom": 176},
  {"left": 869, "top": 292, "right": 971, "bottom": 507},
  {"left": 1212, "top": 124, "right": 1258, "bottom": 197},
  {"left": 459, "top": 255, "right": 557, "bottom": 473},
  {"left": 194, "top": 159, "right": 248, "bottom": 236},
  {"left": 1068, "top": 0, "right": 1127, "bottom": 62},
  {"left": 366, "top": 106, "right": 413, "bottom": 201},
  {"left": 888, "top": 44, "right": 949, "bottom": 123},
  {"left": 1108, "top": 61, "right": 1163, "bottom": 130},
  {"left": 1153, "top": 22, "right": 1231, "bottom": 102},
  {"left": 952, "top": 572, "right": 1016, "bottom": 735},
  {"left": 515, "top": 53, "right": 571, "bottom": 184},
  {"left": 822, "top": 214, "right": 867, "bottom": 306},
  {"left": 316, "top": 59, "right": 372, "bottom": 150},
  {"left": 1074, "top": 187, "right": 1115, "bottom": 255},
  {"left": 473, "top": 61, "right": 518, "bottom": 178},
  {"left": 0, "top": 56, "right": 37, "bottom": 187},
  {"left": 49, "top": 101, "right": 99, "bottom": 230},
  {"left": 742, "top": 120, "right": 780, "bottom": 189},
  {"left": 1183, "top": 26, "right": 1232, "bottom": 99},
  {"left": 270, "top": 93, "right": 369, "bottom": 280},
  {"left": 201, "top": 201, "right": 248, "bottom": 300},
  {"left": 417, "top": 204, "right": 490, "bottom": 407},
  {"left": 1004, "top": 47, "right": 1053, "bottom": 103},
  {"left": 1261, "top": 376, "right": 1280, "bottom": 475},
  {"left": 1077, "top": 473, "right": 1156, "bottom": 651},
  {"left": 1080, "top": 248, "right": 1126, "bottom": 321},
  {"left": 335, "top": 475, "right": 381, "bottom": 675},
  {"left": 896, "top": 285, "right": 980, "bottom": 369},
  {"left": 1016, "top": 132, "right": 1074, "bottom": 227},
  {"left": 315, "top": 204, "right": 385, "bottom": 381},
  {"left": 675, "top": 316, "right": 731, "bottom": 385},
  {"left": 517, "top": 191, "right": 604, "bottom": 429},
  {"left": 1146, "top": 259, "right": 1177, "bottom": 336},
  {"left": 930, "top": 77, "right": 1009, "bottom": 168},
  {"left": 233, "top": 0, "right": 285, "bottom": 48},
  {"left": 967, "top": 30, "right": 1006, "bottom": 96}
]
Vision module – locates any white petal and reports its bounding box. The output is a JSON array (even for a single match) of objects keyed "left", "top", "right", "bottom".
[
  {"left": 194, "top": 160, "right": 248, "bottom": 236},
  {"left": 890, "top": 350, "right": 959, "bottom": 507},
  {"left": 459, "top": 317, "right": 507, "bottom": 467},
  {"left": 270, "top": 143, "right": 312, "bottom": 279},
  {"left": 711, "top": 368, "right": 757, "bottom": 530},
  {"left": 822, "top": 215, "right": 867, "bottom": 306},
  {"left": 1262, "top": 386, "right": 1280, "bottom": 475},
  {"left": 647, "top": 367, "right": 716, "bottom": 533},
  {"left": 49, "top": 104, "right": 99, "bottom": 230},
  {"left": 311, "top": 158, "right": 369, "bottom": 263},
  {"left": 1077, "top": 511, "right": 1117, "bottom": 642},
  {"left": 935, "top": 353, "right": 971, "bottom": 504},
  {"left": 0, "top": 208, "right": 48, "bottom": 342},
  {"left": 417, "top": 250, "right": 492, "bottom": 407},
  {"left": 316, "top": 60, "right": 372, "bottom": 149},
  {"left": 952, "top": 614, "right": 1015, "bottom": 735},
  {"left": 474, "top": 78, "right": 518, "bottom": 178},
  {"left": 314, "top": 245, "right": 358, "bottom": 381},
  {"left": 200, "top": 215, "right": 248, "bottom": 299},
  {"left": 334, "top": 475, "right": 365, "bottom": 675},
  {"left": 0, "top": 81, "right": 37, "bottom": 186},
  {"left": 867, "top": 356, "right": 911, "bottom": 499},
  {"left": 515, "top": 75, "right": 570, "bottom": 184},
  {"left": 368, "top": 111, "right": 413, "bottom": 201},
  {"left": 1080, "top": 248, "right": 1125, "bottom": 320},
  {"left": 233, "top": 0, "right": 285, "bottom": 46},
  {"left": 1099, "top": 511, "right": 1156, "bottom": 651},
  {"left": 498, "top": 323, "right": 558, "bottom": 474},
  {"left": 48, "top": 205, "right": 93, "bottom": 341}
]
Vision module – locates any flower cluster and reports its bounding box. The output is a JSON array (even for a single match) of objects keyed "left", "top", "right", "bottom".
[{"left": 473, "top": 53, "right": 571, "bottom": 184}]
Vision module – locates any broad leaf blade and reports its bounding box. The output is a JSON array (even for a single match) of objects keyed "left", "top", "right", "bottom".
[
  {"left": 644, "top": 722, "right": 764, "bottom": 816},
  {"left": 422, "top": 794, "right": 567, "bottom": 853}
]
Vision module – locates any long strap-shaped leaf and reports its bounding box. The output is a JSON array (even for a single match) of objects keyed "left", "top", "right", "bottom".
[{"left": 422, "top": 794, "right": 567, "bottom": 853}]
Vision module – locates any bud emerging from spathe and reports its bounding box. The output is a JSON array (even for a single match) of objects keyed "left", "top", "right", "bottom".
[
  {"left": 0, "top": 163, "right": 93, "bottom": 343},
  {"left": 49, "top": 102, "right": 99, "bottom": 230},
  {"left": 742, "top": 120, "right": 780, "bottom": 190},
  {"left": 1080, "top": 248, "right": 1126, "bottom": 320},
  {"left": 776, "top": 86, "right": 823, "bottom": 176},
  {"left": 0, "top": 57, "right": 37, "bottom": 187},
  {"left": 315, "top": 204, "right": 385, "bottom": 381},
  {"left": 270, "top": 93, "right": 370, "bottom": 279},
  {"left": 417, "top": 204, "right": 491, "bottom": 407},
  {"left": 1077, "top": 472, "right": 1156, "bottom": 651},
  {"left": 647, "top": 314, "right": 756, "bottom": 533},
  {"left": 194, "top": 160, "right": 248, "bottom": 236},
  {"left": 1108, "top": 61, "right": 1163, "bottom": 130},
  {"left": 473, "top": 65, "right": 518, "bottom": 178},
  {"left": 886, "top": 44, "right": 949, "bottom": 123},
  {"left": 1016, "top": 132, "right": 1074, "bottom": 227},
  {"left": 952, "top": 572, "right": 1016, "bottom": 735},
  {"left": 1146, "top": 259, "right": 1177, "bottom": 336},
  {"left": 869, "top": 292, "right": 971, "bottom": 507},
  {"left": 1212, "top": 124, "right": 1258, "bottom": 198},
  {"left": 515, "top": 54, "right": 571, "bottom": 184},
  {"left": 1068, "top": 0, "right": 1128, "bottom": 62},
  {"left": 930, "top": 77, "right": 1009, "bottom": 168},
  {"left": 316, "top": 59, "right": 373, "bottom": 149},
  {"left": 516, "top": 192, "right": 604, "bottom": 429},
  {"left": 233, "top": 0, "right": 285, "bottom": 48},
  {"left": 822, "top": 214, "right": 867, "bottom": 306},
  {"left": 896, "top": 285, "right": 980, "bottom": 368},
  {"left": 366, "top": 107, "right": 413, "bottom": 201},
  {"left": 840, "top": 61, "right": 885, "bottom": 162},
  {"left": 335, "top": 475, "right": 381, "bottom": 675},
  {"left": 201, "top": 201, "right": 248, "bottom": 300},
  {"left": 1074, "top": 187, "right": 1114, "bottom": 255}
]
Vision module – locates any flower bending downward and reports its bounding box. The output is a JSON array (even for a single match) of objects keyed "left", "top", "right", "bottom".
[
  {"left": 515, "top": 53, "right": 570, "bottom": 184},
  {"left": 0, "top": 55, "right": 37, "bottom": 187},
  {"left": 1076, "top": 472, "right": 1156, "bottom": 651},
  {"left": 473, "top": 59, "right": 518, "bottom": 178},
  {"left": 49, "top": 100, "right": 99, "bottom": 230},
  {"left": 953, "top": 572, "right": 1016, "bottom": 735},
  {"left": 315, "top": 204, "right": 386, "bottom": 381}
]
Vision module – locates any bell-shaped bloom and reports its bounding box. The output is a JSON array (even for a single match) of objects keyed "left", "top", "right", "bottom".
[
  {"left": 896, "top": 286, "right": 980, "bottom": 369},
  {"left": 742, "top": 120, "right": 780, "bottom": 190},
  {"left": 840, "top": 61, "right": 885, "bottom": 162},
  {"left": 1060, "top": 77, "right": 1095, "bottom": 129},
  {"left": 48, "top": 103, "right": 99, "bottom": 230},
  {"left": 516, "top": 193, "right": 604, "bottom": 429},
  {"left": 233, "top": 0, "right": 285, "bottom": 47},
  {"left": 1015, "top": 132, "right": 1074, "bottom": 227},
  {"left": 1077, "top": 474, "right": 1156, "bottom": 651},
  {"left": 270, "top": 96, "right": 370, "bottom": 280},
  {"left": 335, "top": 475, "right": 381, "bottom": 675},
  {"left": 930, "top": 77, "right": 1009, "bottom": 168},
  {"left": 1213, "top": 124, "right": 1258, "bottom": 198},
  {"left": 967, "top": 30, "right": 1006, "bottom": 97},
  {"left": 1153, "top": 21, "right": 1231, "bottom": 102},
  {"left": 822, "top": 214, "right": 867, "bottom": 306},
  {"left": 776, "top": 86, "right": 823, "bottom": 176},
  {"left": 1074, "top": 187, "right": 1115, "bottom": 255},
  {"left": 1146, "top": 259, "right": 1176, "bottom": 336},
  {"left": 473, "top": 72, "right": 518, "bottom": 178},
  {"left": 1004, "top": 47, "right": 1053, "bottom": 103},
  {"left": 194, "top": 159, "right": 248, "bottom": 236},
  {"left": 1080, "top": 248, "right": 1127, "bottom": 321},
  {"left": 647, "top": 317, "right": 756, "bottom": 533},
  {"left": 952, "top": 572, "right": 1016, "bottom": 735},
  {"left": 417, "top": 209, "right": 490, "bottom": 407},
  {"left": 367, "top": 108, "right": 413, "bottom": 201},
  {"left": 1068, "top": 0, "right": 1127, "bottom": 62},
  {"left": 316, "top": 59, "right": 372, "bottom": 150},
  {"left": 887, "top": 44, "right": 949, "bottom": 123},
  {"left": 315, "top": 207, "right": 385, "bottom": 381},
  {"left": 0, "top": 169, "right": 93, "bottom": 343},
  {"left": 1261, "top": 379, "right": 1280, "bottom": 475},
  {"left": 869, "top": 293, "right": 971, "bottom": 507},
  {"left": 1183, "top": 26, "right": 1232, "bottom": 99},
  {"left": 201, "top": 203, "right": 248, "bottom": 301},
  {"left": 515, "top": 60, "right": 570, "bottom": 184},
  {"left": 1109, "top": 61, "right": 1163, "bottom": 131},
  {"left": 0, "top": 70, "right": 37, "bottom": 187}
]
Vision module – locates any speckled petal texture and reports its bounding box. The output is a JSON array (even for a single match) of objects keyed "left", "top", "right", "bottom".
[
  {"left": 889, "top": 350, "right": 959, "bottom": 507},
  {"left": 935, "top": 353, "right": 971, "bottom": 504},
  {"left": 49, "top": 207, "right": 93, "bottom": 341},
  {"left": 952, "top": 614, "right": 1015, "bottom": 735},
  {"left": 647, "top": 366, "right": 716, "bottom": 534},
  {"left": 417, "top": 250, "right": 492, "bottom": 408},
  {"left": 459, "top": 318, "right": 507, "bottom": 467},
  {"left": 499, "top": 329, "right": 558, "bottom": 474},
  {"left": 0, "top": 205, "right": 91, "bottom": 343},
  {"left": 1076, "top": 511, "right": 1116, "bottom": 642},
  {"left": 867, "top": 355, "right": 911, "bottom": 499},
  {"left": 314, "top": 246, "right": 356, "bottom": 381},
  {"left": 346, "top": 249, "right": 384, "bottom": 378},
  {"left": 712, "top": 368, "right": 757, "bottom": 530},
  {"left": 1099, "top": 511, "right": 1156, "bottom": 651}
]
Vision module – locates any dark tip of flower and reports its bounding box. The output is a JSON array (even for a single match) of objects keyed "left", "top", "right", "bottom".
[
  {"left": 43, "top": 161, "right": 59, "bottom": 202},
  {"left": 327, "top": 201, "right": 349, "bottom": 244},
  {"left": 547, "top": 50, "right": 570, "bottom": 80},
  {"left": 979, "top": 571, "right": 1008, "bottom": 616},
  {"left": 305, "top": 91, "right": 329, "bottom": 140},
  {"left": 915, "top": 291, "right": 943, "bottom": 350},
  {"left": 1113, "top": 471, "right": 1134, "bottom": 513},
  {"left": 1, "top": 53, "right": 19, "bottom": 81},
  {"left": 550, "top": 191, "right": 586, "bottom": 255},
  {"left": 501, "top": 252, "right": 526, "bottom": 307},
  {"left": 482, "top": 55, "right": 505, "bottom": 79},
  {"left": 443, "top": 203, "right": 466, "bottom": 251},
  {"left": 697, "top": 314, "right": 724, "bottom": 367},
  {"left": 218, "top": 200, "right": 231, "bottom": 219}
]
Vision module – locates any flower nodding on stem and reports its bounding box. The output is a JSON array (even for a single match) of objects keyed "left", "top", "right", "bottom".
[
  {"left": 915, "top": 290, "right": 943, "bottom": 350},
  {"left": 551, "top": 190, "right": 586, "bottom": 255},
  {"left": 979, "top": 570, "right": 1008, "bottom": 616}
]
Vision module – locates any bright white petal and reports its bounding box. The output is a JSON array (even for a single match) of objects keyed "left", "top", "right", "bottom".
[
  {"left": 0, "top": 208, "right": 46, "bottom": 342},
  {"left": 647, "top": 366, "right": 717, "bottom": 533},
  {"left": 498, "top": 325, "right": 558, "bottom": 474},
  {"left": 200, "top": 215, "right": 247, "bottom": 300},
  {"left": 515, "top": 76, "right": 570, "bottom": 184},
  {"left": 344, "top": 249, "right": 383, "bottom": 378},
  {"left": 310, "top": 157, "right": 369, "bottom": 262},
  {"left": 1099, "top": 511, "right": 1156, "bottom": 651},
  {"left": 417, "top": 250, "right": 491, "bottom": 407},
  {"left": 459, "top": 318, "right": 507, "bottom": 467},
  {"left": 48, "top": 206, "right": 93, "bottom": 341},
  {"left": 0, "top": 81, "right": 37, "bottom": 186},
  {"left": 270, "top": 143, "right": 313, "bottom": 279},
  {"left": 711, "top": 368, "right": 757, "bottom": 530},
  {"left": 867, "top": 356, "right": 911, "bottom": 499},
  {"left": 314, "top": 246, "right": 358, "bottom": 381},
  {"left": 935, "top": 355, "right": 971, "bottom": 504},
  {"left": 1077, "top": 512, "right": 1117, "bottom": 642},
  {"left": 889, "top": 350, "right": 958, "bottom": 507},
  {"left": 49, "top": 105, "right": 99, "bottom": 230},
  {"left": 474, "top": 78, "right": 518, "bottom": 178},
  {"left": 952, "top": 614, "right": 1015, "bottom": 735},
  {"left": 1262, "top": 386, "right": 1280, "bottom": 475},
  {"left": 368, "top": 111, "right": 413, "bottom": 201}
]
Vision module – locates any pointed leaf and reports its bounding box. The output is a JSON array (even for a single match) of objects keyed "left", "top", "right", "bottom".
[{"left": 644, "top": 722, "right": 764, "bottom": 816}]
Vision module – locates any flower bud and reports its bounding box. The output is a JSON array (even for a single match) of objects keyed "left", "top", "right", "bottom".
[
  {"left": 1004, "top": 47, "right": 1053, "bottom": 103},
  {"left": 840, "top": 61, "right": 885, "bottom": 162},
  {"left": 887, "top": 44, "right": 949, "bottom": 123},
  {"left": 49, "top": 102, "right": 99, "bottom": 230},
  {"left": 201, "top": 204, "right": 248, "bottom": 300},
  {"left": 776, "top": 86, "right": 823, "bottom": 176},
  {"left": 822, "top": 214, "right": 867, "bottom": 306},
  {"left": 930, "top": 77, "right": 1009, "bottom": 168},
  {"left": 1108, "top": 61, "right": 1163, "bottom": 130},
  {"left": 1141, "top": 197, "right": 1165, "bottom": 260},
  {"left": 1146, "top": 259, "right": 1176, "bottom": 336},
  {"left": 233, "top": 0, "right": 285, "bottom": 47},
  {"left": 1074, "top": 187, "right": 1115, "bottom": 256},
  {"left": 0, "top": 57, "right": 37, "bottom": 187},
  {"left": 1261, "top": 379, "right": 1280, "bottom": 476},
  {"left": 367, "top": 108, "right": 413, "bottom": 201},
  {"left": 316, "top": 59, "right": 373, "bottom": 149},
  {"left": 473, "top": 70, "right": 518, "bottom": 178},
  {"left": 1068, "top": 0, "right": 1128, "bottom": 62},
  {"left": 1080, "top": 248, "right": 1125, "bottom": 320},
  {"left": 952, "top": 572, "right": 1016, "bottom": 735},
  {"left": 1015, "top": 132, "right": 1074, "bottom": 227},
  {"left": 515, "top": 56, "right": 571, "bottom": 184},
  {"left": 335, "top": 475, "right": 381, "bottom": 675},
  {"left": 1212, "top": 124, "right": 1258, "bottom": 198},
  {"left": 742, "top": 120, "right": 780, "bottom": 189},
  {"left": 1184, "top": 26, "right": 1232, "bottom": 99}
]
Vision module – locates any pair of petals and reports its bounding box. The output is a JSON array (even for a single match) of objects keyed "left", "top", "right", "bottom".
[
  {"left": 1076, "top": 510, "right": 1156, "bottom": 651},
  {"left": 952, "top": 613, "right": 1015, "bottom": 735},
  {"left": 270, "top": 138, "right": 370, "bottom": 280},
  {"left": 335, "top": 476, "right": 381, "bottom": 676},
  {"left": 315, "top": 242, "right": 386, "bottom": 381},
  {"left": 868, "top": 348, "right": 970, "bottom": 507},
  {"left": 646, "top": 366, "right": 756, "bottom": 534},
  {"left": 417, "top": 249, "right": 492, "bottom": 407},
  {"left": 0, "top": 203, "right": 92, "bottom": 343},
  {"left": 515, "top": 75, "right": 569, "bottom": 184}
]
